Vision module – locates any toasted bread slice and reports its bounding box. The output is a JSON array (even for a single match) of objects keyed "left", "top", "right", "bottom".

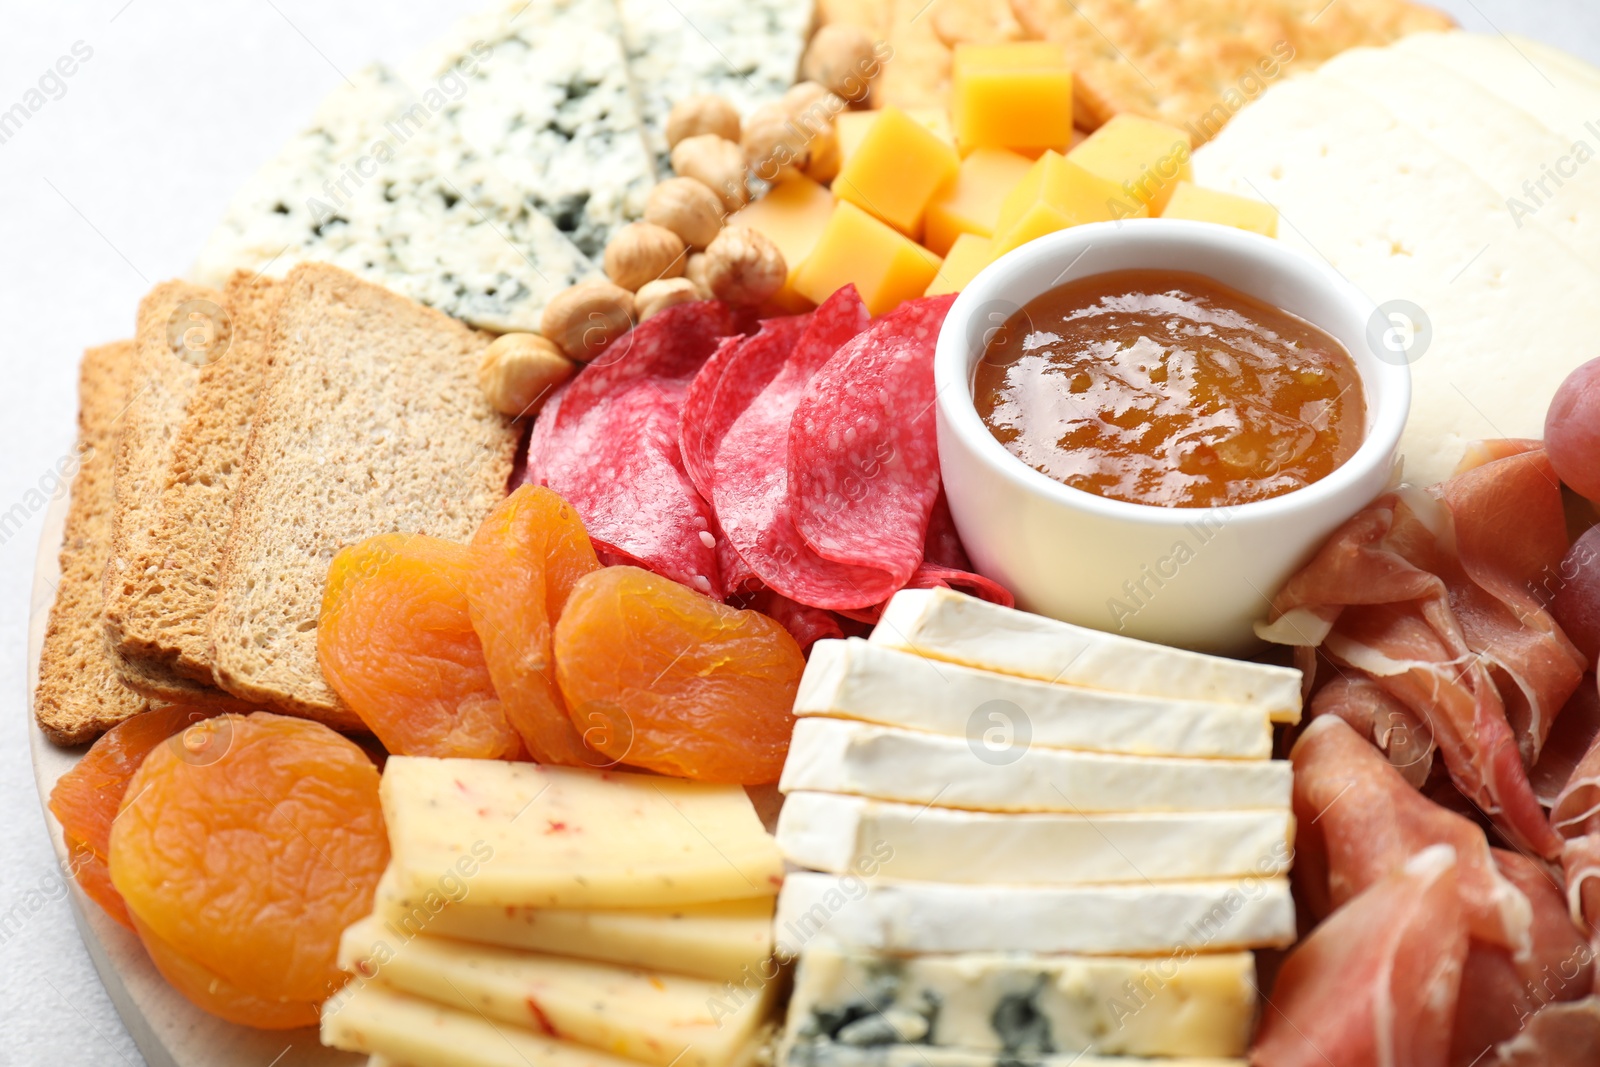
[
  {"left": 34, "top": 342, "right": 148, "bottom": 744},
  {"left": 210, "top": 263, "right": 516, "bottom": 726},
  {"left": 109, "top": 273, "right": 284, "bottom": 686}
]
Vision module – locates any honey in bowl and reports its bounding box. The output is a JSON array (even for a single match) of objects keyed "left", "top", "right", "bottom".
[{"left": 972, "top": 269, "right": 1366, "bottom": 509}]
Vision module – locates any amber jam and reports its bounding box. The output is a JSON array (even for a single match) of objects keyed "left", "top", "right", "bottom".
[{"left": 972, "top": 269, "right": 1366, "bottom": 509}]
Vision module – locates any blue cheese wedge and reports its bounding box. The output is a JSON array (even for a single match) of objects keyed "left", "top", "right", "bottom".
[
  {"left": 783, "top": 944, "right": 1256, "bottom": 1059},
  {"left": 783, "top": 1045, "right": 1245, "bottom": 1067},
  {"left": 617, "top": 0, "right": 817, "bottom": 170},
  {"left": 407, "top": 0, "right": 657, "bottom": 258}
]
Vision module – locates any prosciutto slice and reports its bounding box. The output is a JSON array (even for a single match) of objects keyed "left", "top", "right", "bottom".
[
  {"left": 1251, "top": 845, "right": 1467, "bottom": 1067},
  {"left": 1489, "top": 998, "right": 1600, "bottom": 1066}
]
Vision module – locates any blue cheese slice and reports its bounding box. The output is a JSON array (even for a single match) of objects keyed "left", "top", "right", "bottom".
[
  {"left": 783, "top": 944, "right": 1256, "bottom": 1059},
  {"left": 617, "top": 0, "right": 817, "bottom": 170},
  {"left": 783, "top": 1044, "right": 1245, "bottom": 1067},
  {"left": 406, "top": 0, "right": 657, "bottom": 258}
]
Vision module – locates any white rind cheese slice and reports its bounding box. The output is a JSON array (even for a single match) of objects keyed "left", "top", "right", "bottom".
[
  {"left": 617, "top": 0, "right": 817, "bottom": 171},
  {"left": 783, "top": 944, "right": 1256, "bottom": 1059},
  {"left": 381, "top": 757, "right": 784, "bottom": 908},
  {"left": 404, "top": 0, "right": 657, "bottom": 258},
  {"left": 782, "top": 1044, "right": 1246, "bottom": 1067},
  {"left": 336, "top": 917, "right": 770, "bottom": 1067},
  {"left": 871, "top": 590, "right": 1302, "bottom": 722},
  {"left": 779, "top": 718, "right": 1293, "bottom": 813},
  {"left": 798, "top": 638, "right": 1274, "bottom": 759},
  {"left": 774, "top": 873, "right": 1296, "bottom": 954},
  {"left": 371, "top": 864, "right": 774, "bottom": 982},
  {"left": 776, "top": 792, "right": 1293, "bottom": 884}
]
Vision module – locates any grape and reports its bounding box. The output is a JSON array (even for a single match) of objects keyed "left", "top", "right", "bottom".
[
  {"left": 1545, "top": 357, "right": 1600, "bottom": 501},
  {"left": 1552, "top": 526, "right": 1600, "bottom": 667}
]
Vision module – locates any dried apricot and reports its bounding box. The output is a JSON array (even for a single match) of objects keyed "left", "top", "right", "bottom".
[
  {"left": 554, "top": 566, "right": 803, "bottom": 783},
  {"left": 320, "top": 533, "right": 520, "bottom": 759},
  {"left": 467, "top": 485, "right": 603, "bottom": 765},
  {"left": 108, "top": 712, "right": 388, "bottom": 1029},
  {"left": 48, "top": 704, "right": 220, "bottom": 928}
]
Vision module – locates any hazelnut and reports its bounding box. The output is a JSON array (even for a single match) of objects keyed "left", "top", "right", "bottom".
[
  {"left": 802, "top": 24, "right": 882, "bottom": 103},
  {"left": 540, "top": 280, "right": 636, "bottom": 362},
  {"left": 701, "top": 226, "right": 786, "bottom": 307},
  {"left": 670, "top": 134, "right": 750, "bottom": 213},
  {"left": 644, "top": 178, "right": 725, "bottom": 250},
  {"left": 666, "top": 94, "right": 742, "bottom": 149},
  {"left": 804, "top": 123, "right": 842, "bottom": 184},
  {"left": 742, "top": 108, "right": 813, "bottom": 183},
  {"left": 781, "top": 82, "right": 846, "bottom": 137},
  {"left": 477, "top": 333, "right": 576, "bottom": 417},
  {"left": 686, "top": 251, "right": 714, "bottom": 293},
  {"left": 636, "top": 278, "right": 706, "bottom": 321},
  {"left": 603, "top": 221, "right": 687, "bottom": 291}
]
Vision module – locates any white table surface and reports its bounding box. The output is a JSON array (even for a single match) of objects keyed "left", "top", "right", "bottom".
[{"left": 1, "top": 1, "right": 1597, "bottom": 1063}]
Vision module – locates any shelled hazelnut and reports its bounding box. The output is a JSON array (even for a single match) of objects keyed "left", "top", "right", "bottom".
[
  {"left": 700, "top": 226, "right": 786, "bottom": 307},
  {"left": 670, "top": 134, "right": 750, "bottom": 213},
  {"left": 477, "top": 333, "right": 575, "bottom": 417},
  {"left": 645, "top": 177, "right": 725, "bottom": 250},
  {"left": 636, "top": 278, "right": 706, "bottom": 320},
  {"left": 539, "top": 280, "right": 636, "bottom": 362},
  {"left": 666, "top": 94, "right": 742, "bottom": 149},
  {"left": 802, "top": 24, "right": 882, "bottom": 103},
  {"left": 603, "top": 221, "right": 687, "bottom": 291}
]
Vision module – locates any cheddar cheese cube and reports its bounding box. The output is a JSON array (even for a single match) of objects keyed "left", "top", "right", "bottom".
[
  {"left": 837, "top": 108, "right": 953, "bottom": 164},
  {"left": 991, "top": 151, "right": 1146, "bottom": 258},
  {"left": 923, "top": 147, "right": 1034, "bottom": 256},
  {"left": 952, "top": 43, "right": 1073, "bottom": 155},
  {"left": 728, "top": 174, "right": 837, "bottom": 309},
  {"left": 833, "top": 106, "right": 962, "bottom": 237},
  {"left": 793, "top": 200, "right": 943, "bottom": 316},
  {"left": 1068, "top": 114, "right": 1193, "bottom": 214},
  {"left": 924, "top": 233, "right": 993, "bottom": 296},
  {"left": 1161, "top": 182, "right": 1279, "bottom": 238}
]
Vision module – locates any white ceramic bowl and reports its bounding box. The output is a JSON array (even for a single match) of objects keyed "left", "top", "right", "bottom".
[{"left": 935, "top": 219, "right": 1410, "bottom": 655}]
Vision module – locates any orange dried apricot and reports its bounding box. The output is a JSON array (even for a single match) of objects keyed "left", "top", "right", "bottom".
[
  {"left": 554, "top": 566, "right": 803, "bottom": 783},
  {"left": 108, "top": 712, "right": 388, "bottom": 1029},
  {"left": 320, "top": 533, "right": 520, "bottom": 759},
  {"left": 467, "top": 485, "right": 603, "bottom": 765},
  {"left": 48, "top": 704, "right": 221, "bottom": 928}
]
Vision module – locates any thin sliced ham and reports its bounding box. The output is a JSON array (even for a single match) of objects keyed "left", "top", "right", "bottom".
[{"left": 1490, "top": 997, "right": 1600, "bottom": 1066}]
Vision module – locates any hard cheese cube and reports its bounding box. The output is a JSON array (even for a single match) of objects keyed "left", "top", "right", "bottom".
[
  {"left": 728, "top": 174, "right": 837, "bottom": 310},
  {"left": 991, "top": 151, "right": 1146, "bottom": 259},
  {"left": 1162, "top": 181, "right": 1279, "bottom": 237},
  {"left": 1068, "top": 113, "right": 1194, "bottom": 213},
  {"left": 833, "top": 106, "right": 961, "bottom": 236},
  {"left": 952, "top": 42, "right": 1073, "bottom": 155},
  {"left": 924, "top": 233, "right": 992, "bottom": 296},
  {"left": 923, "top": 147, "right": 1034, "bottom": 256},
  {"left": 837, "top": 108, "right": 953, "bottom": 163},
  {"left": 793, "top": 201, "right": 943, "bottom": 315}
]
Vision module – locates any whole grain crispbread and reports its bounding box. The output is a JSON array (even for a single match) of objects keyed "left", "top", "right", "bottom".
[
  {"left": 34, "top": 342, "right": 148, "bottom": 745},
  {"left": 209, "top": 263, "right": 517, "bottom": 726}
]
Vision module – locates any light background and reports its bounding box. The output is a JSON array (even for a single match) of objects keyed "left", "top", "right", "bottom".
[{"left": 0, "top": 1, "right": 1595, "bottom": 1063}]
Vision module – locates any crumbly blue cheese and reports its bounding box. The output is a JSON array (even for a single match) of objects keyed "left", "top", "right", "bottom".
[
  {"left": 617, "top": 0, "right": 816, "bottom": 170},
  {"left": 783, "top": 945, "right": 1256, "bottom": 1060},
  {"left": 406, "top": 0, "right": 658, "bottom": 258},
  {"left": 782, "top": 1043, "right": 1245, "bottom": 1067}
]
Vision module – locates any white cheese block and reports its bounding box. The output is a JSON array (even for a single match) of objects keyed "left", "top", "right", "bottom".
[
  {"left": 783, "top": 1044, "right": 1245, "bottom": 1067},
  {"left": 779, "top": 718, "right": 1293, "bottom": 813},
  {"left": 337, "top": 917, "right": 771, "bottom": 1067},
  {"left": 322, "top": 982, "right": 641, "bottom": 1067},
  {"left": 403, "top": 0, "right": 657, "bottom": 258},
  {"left": 774, "top": 873, "right": 1296, "bottom": 954},
  {"left": 381, "top": 757, "right": 784, "bottom": 908},
  {"left": 617, "top": 0, "right": 816, "bottom": 171},
  {"left": 784, "top": 943, "right": 1256, "bottom": 1059},
  {"left": 871, "top": 590, "right": 1301, "bottom": 722},
  {"left": 798, "top": 638, "right": 1273, "bottom": 759},
  {"left": 776, "top": 792, "right": 1293, "bottom": 884},
  {"left": 372, "top": 864, "right": 774, "bottom": 982}
]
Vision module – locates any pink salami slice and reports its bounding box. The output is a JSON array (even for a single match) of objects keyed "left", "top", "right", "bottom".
[
  {"left": 680, "top": 317, "right": 808, "bottom": 501},
  {"left": 747, "top": 589, "right": 844, "bottom": 652},
  {"left": 787, "top": 294, "right": 956, "bottom": 590}
]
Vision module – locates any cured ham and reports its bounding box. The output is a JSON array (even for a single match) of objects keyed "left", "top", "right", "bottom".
[
  {"left": 1489, "top": 998, "right": 1600, "bottom": 1066},
  {"left": 1261, "top": 443, "right": 1585, "bottom": 858},
  {"left": 1251, "top": 845, "right": 1467, "bottom": 1067}
]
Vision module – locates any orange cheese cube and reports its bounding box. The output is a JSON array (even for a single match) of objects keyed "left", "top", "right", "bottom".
[
  {"left": 1161, "top": 182, "right": 1279, "bottom": 238},
  {"left": 1068, "top": 114, "right": 1193, "bottom": 214},
  {"left": 729, "top": 174, "right": 837, "bottom": 308},
  {"left": 837, "top": 109, "right": 953, "bottom": 164},
  {"left": 924, "top": 234, "right": 993, "bottom": 297},
  {"left": 833, "top": 107, "right": 961, "bottom": 237},
  {"left": 952, "top": 43, "right": 1073, "bottom": 155},
  {"left": 792, "top": 201, "right": 943, "bottom": 316},
  {"left": 991, "top": 152, "right": 1146, "bottom": 259},
  {"left": 923, "top": 147, "right": 1034, "bottom": 256}
]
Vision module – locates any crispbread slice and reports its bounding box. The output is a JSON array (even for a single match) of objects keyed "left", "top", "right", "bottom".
[
  {"left": 210, "top": 263, "right": 517, "bottom": 726},
  {"left": 34, "top": 342, "right": 148, "bottom": 744},
  {"left": 110, "top": 273, "right": 284, "bottom": 686}
]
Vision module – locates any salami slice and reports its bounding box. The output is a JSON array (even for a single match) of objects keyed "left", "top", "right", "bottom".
[
  {"left": 787, "top": 294, "right": 955, "bottom": 591},
  {"left": 747, "top": 589, "right": 844, "bottom": 652},
  {"left": 680, "top": 318, "right": 807, "bottom": 501}
]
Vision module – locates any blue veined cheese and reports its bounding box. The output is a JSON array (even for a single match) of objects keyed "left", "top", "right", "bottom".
[
  {"left": 406, "top": 0, "right": 658, "bottom": 258},
  {"left": 782, "top": 944, "right": 1256, "bottom": 1059},
  {"left": 782, "top": 1043, "right": 1245, "bottom": 1067},
  {"left": 617, "top": 0, "right": 817, "bottom": 169}
]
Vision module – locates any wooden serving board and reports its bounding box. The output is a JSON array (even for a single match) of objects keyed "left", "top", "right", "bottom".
[{"left": 26, "top": 492, "right": 360, "bottom": 1067}]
